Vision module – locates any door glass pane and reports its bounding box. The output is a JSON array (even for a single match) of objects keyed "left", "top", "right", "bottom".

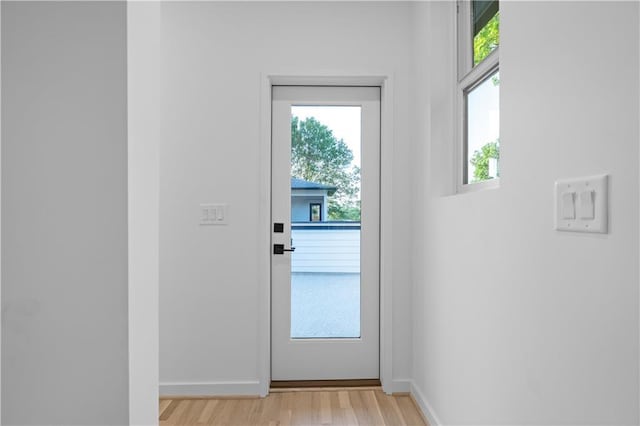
[{"left": 290, "top": 106, "right": 361, "bottom": 338}]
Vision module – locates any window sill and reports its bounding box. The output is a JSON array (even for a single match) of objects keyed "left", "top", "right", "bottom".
[{"left": 457, "top": 178, "right": 500, "bottom": 194}]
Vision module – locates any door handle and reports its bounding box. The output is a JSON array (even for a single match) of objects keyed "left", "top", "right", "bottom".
[{"left": 273, "top": 244, "right": 296, "bottom": 255}]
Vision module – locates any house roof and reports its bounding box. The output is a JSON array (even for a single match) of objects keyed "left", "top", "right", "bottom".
[{"left": 291, "top": 177, "right": 337, "bottom": 195}]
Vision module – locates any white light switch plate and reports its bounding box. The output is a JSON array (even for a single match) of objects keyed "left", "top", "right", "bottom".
[
  {"left": 200, "top": 203, "right": 228, "bottom": 225},
  {"left": 555, "top": 175, "right": 607, "bottom": 233}
]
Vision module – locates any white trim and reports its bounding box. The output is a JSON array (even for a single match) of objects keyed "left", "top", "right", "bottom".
[
  {"left": 160, "top": 381, "right": 262, "bottom": 397},
  {"left": 379, "top": 76, "right": 395, "bottom": 395},
  {"left": 410, "top": 381, "right": 443, "bottom": 426},
  {"left": 269, "top": 75, "right": 384, "bottom": 87},
  {"left": 452, "top": 0, "right": 463, "bottom": 195},
  {"left": 258, "top": 71, "right": 395, "bottom": 395},
  {"left": 457, "top": 176, "right": 500, "bottom": 194},
  {"left": 258, "top": 73, "right": 273, "bottom": 397}
]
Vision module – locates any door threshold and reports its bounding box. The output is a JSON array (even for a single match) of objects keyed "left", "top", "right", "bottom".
[{"left": 270, "top": 379, "right": 381, "bottom": 390}]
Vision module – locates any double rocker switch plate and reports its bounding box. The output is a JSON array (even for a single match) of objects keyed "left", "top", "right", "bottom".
[{"left": 555, "top": 175, "right": 607, "bottom": 233}]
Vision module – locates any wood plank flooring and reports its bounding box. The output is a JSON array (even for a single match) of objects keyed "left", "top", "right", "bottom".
[{"left": 159, "top": 388, "right": 427, "bottom": 425}]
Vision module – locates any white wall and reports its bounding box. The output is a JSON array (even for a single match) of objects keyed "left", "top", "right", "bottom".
[
  {"left": 411, "top": 1, "right": 639, "bottom": 424},
  {"left": 128, "top": 2, "right": 161, "bottom": 425},
  {"left": 1, "top": 2, "right": 129, "bottom": 424},
  {"left": 159, "top": 1, "right": 413, "bottom": 394},
  {"left": 0, "top": 3, "right": 3, "bottom": 421}
]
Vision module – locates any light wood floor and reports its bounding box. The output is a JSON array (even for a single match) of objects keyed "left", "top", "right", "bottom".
[{"left": 159, "top": 388, "right": 427, "bottom": 425}]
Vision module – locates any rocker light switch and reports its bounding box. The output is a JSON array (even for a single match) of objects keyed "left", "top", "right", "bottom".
[
  {"left": 561, "top": 192, "right": 575, "bottom": 219},
  {"left": 579, "top": 190, "right": 594, "bottom": 219}
]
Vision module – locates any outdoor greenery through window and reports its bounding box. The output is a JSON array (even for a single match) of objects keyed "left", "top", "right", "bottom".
[
  {"left": 473, "top": 5, "right": 499, "bottom": 65},
  {"left": 460, "top": 0, "right": 500, "bottom": 185}
]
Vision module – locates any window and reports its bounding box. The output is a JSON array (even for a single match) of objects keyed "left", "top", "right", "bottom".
[
  {"left": 458, "top": 0, "right": 500, "bottom": 188},
  {"left": 310, "top": 203, "right": 321, "bottom": 222}
]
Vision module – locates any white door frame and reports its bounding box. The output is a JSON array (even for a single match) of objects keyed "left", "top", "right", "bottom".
[{"left": 258, "top": 72, "right": 395, "bottom": 396}]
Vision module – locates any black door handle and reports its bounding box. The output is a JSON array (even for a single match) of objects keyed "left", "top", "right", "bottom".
[{"left": 273, "top": 244, "right": 296, "bottom": 255}]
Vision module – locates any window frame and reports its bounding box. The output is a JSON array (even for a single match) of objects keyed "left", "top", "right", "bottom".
[{"left": 456, "top": 0, "right": 500, "bottom": 193}]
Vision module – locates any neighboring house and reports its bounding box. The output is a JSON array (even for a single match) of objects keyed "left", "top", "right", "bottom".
[
  {"left": 291, "top": 177, "right": 359, "bottom": 274},
  {"left": 291, "top": 177, "right": 336, "bottom": 222}
]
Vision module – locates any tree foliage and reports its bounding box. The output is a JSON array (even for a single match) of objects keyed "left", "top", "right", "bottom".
[
  {"left": 470, "top": 139, "right": 499, "bottom": 182},
  {"left": 291, "top": 116, "right": 360, "bottom": 221},
  {"left": 474, "top": 12, "right": 499, "bottom": 66},
  {"left": 469, "top": 139, "right": 500, "bottom": 182}
]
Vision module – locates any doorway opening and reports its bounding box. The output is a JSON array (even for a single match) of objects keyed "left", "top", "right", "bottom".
[{"left": 271, "top": 86, "right": 381, "bottom": 382}]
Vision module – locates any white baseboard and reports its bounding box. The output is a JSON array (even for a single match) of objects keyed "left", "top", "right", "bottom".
[
  {"left": 159, "top": 380, "right": 261, "bottom": 397},
  {"left": 389, "top": 379, "right": 412, "bottom": 393},
  {"left": 410, "top": 381, "right": 442, "bottom": 426}
]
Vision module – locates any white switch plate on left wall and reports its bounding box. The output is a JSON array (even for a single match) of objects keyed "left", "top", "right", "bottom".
[{"left": 200, "top": 203, "right": 228, "bottom": 225}]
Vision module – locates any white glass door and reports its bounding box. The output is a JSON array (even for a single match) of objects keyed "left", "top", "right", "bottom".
[{"left": 271, "top": 86, "right": 380, "bottom": 380}]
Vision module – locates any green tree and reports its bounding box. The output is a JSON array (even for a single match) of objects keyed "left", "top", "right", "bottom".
[
  {"left": 291, "top": 116, "right": 360, "bottom": 221},
  {"left": 474, "top": 12, "right": 500, "bottom": 65},
  {"left": 470, "top": 139, "right": 500, "bottom": 182}
]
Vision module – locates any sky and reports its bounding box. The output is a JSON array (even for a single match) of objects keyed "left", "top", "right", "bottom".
[{"left": 291, "top": 106, "right": 362, "bottom": 169}]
